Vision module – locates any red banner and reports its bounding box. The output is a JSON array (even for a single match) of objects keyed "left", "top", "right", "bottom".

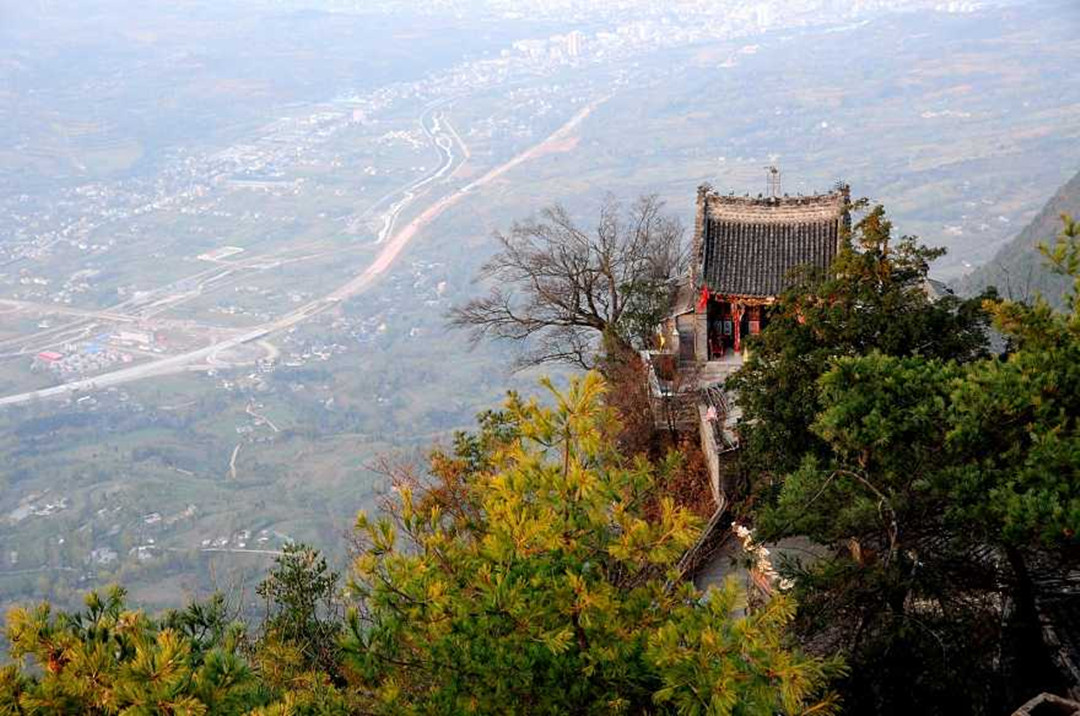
[
  {"left": 732, "top": 304, "right": 745, "bottom": 353},
  {"left": 696, "top": 286, "right": 710, "bottom": 312}
]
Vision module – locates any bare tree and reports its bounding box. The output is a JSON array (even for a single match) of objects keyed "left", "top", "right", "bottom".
[{"left": 449, "top": 194, "right": 686, "bottom": 372}]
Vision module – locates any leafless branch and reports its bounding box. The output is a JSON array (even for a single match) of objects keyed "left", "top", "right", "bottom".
[{"left": 449, "top": 194, "right": 686, "bottom": 373}]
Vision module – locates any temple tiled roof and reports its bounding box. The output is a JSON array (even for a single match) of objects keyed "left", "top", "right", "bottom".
[{"left": 697, "top": 188, "right": 848, "bottom": 299}]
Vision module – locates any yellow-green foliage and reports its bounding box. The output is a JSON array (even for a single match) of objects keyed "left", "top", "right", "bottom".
[
  {"left": 3, "top": 587, "right": 260, "bottom": 715},
  {"left": 1, "top": 375, "right": 839, "bottom": 715},
  {"left": 343, "top": 373, "right": 841, "bottom": 714}
]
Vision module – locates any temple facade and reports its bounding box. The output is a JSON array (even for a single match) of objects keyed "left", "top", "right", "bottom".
[{"left": 662, "top": 184, "right": 850, "bottom": 373}]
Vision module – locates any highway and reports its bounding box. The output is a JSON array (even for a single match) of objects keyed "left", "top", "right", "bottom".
[{"left": 0, "top": 100, "right": 604, "bottom": 409}]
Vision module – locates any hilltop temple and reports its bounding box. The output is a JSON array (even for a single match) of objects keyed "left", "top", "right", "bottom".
[
  {"left": 663, "top": 187, "right": 1080, "bottom": 705},
  {"left": 664, "top": 183, "right": 850, "bottom": 372},
  {"left": 646, "top": 183, "right": 850, "bottom": 507}
]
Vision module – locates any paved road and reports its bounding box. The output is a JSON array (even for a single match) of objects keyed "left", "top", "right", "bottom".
[{"left": 0, "top": 100, "right": 604, "bottom": 409}]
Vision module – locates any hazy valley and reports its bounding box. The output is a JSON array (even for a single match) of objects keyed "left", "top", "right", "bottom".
[{"left": 0, "top": 0, "right": 1077, "bottom": 617}]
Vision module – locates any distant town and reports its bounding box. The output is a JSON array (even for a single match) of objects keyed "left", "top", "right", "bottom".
[{"left": 0, "top": 0, "right": 990, "bottom": 395}]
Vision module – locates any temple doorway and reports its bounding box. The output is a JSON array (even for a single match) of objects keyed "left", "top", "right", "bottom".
[{"left": 707, "top": 301, "right": 762, "bottom": 359}]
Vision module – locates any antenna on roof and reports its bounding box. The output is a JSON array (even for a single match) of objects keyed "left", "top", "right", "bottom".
[{"left": 765, "top": 166, "right": 781, "bottom": 198}]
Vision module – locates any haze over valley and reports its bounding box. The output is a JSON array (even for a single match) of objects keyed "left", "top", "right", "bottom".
[{"left": 1, "top": 0, "right": 1077, "bottom": 612}]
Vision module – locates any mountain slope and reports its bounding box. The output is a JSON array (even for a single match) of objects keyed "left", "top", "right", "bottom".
[{"left": 960, "top": 170, "right": 1080, "bottom": 307}]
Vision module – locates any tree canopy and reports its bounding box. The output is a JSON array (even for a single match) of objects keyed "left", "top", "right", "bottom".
[
  {"left": 728, "top": 201, "right": 992, "bottom": 480},
  {"left": 1, "top": 560, "right": 354, "bottom": 715},
  {"left": 736, "top": 214, "right": 1080, "bottom": 713},
  {"left": 2, "top": 376, "right": 838, "bottom": 715},
  {"left": 450, "top": 195, "right": 686, "bottom": 372},
  {"left": 343, "top": 373, "right": 841, "bottom": 714}
]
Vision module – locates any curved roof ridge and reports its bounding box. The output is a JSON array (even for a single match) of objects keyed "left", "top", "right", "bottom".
[{"left": 695, "top": 184, "right": 849, "bottom": 298}]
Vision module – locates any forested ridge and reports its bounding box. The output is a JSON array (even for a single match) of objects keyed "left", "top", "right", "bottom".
[
  {"left": 3, "top": 198, "right": 1080, "bottom": 715},
  {"left": 961, "top": 169, "right": 1080, "bottom": 308}
]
